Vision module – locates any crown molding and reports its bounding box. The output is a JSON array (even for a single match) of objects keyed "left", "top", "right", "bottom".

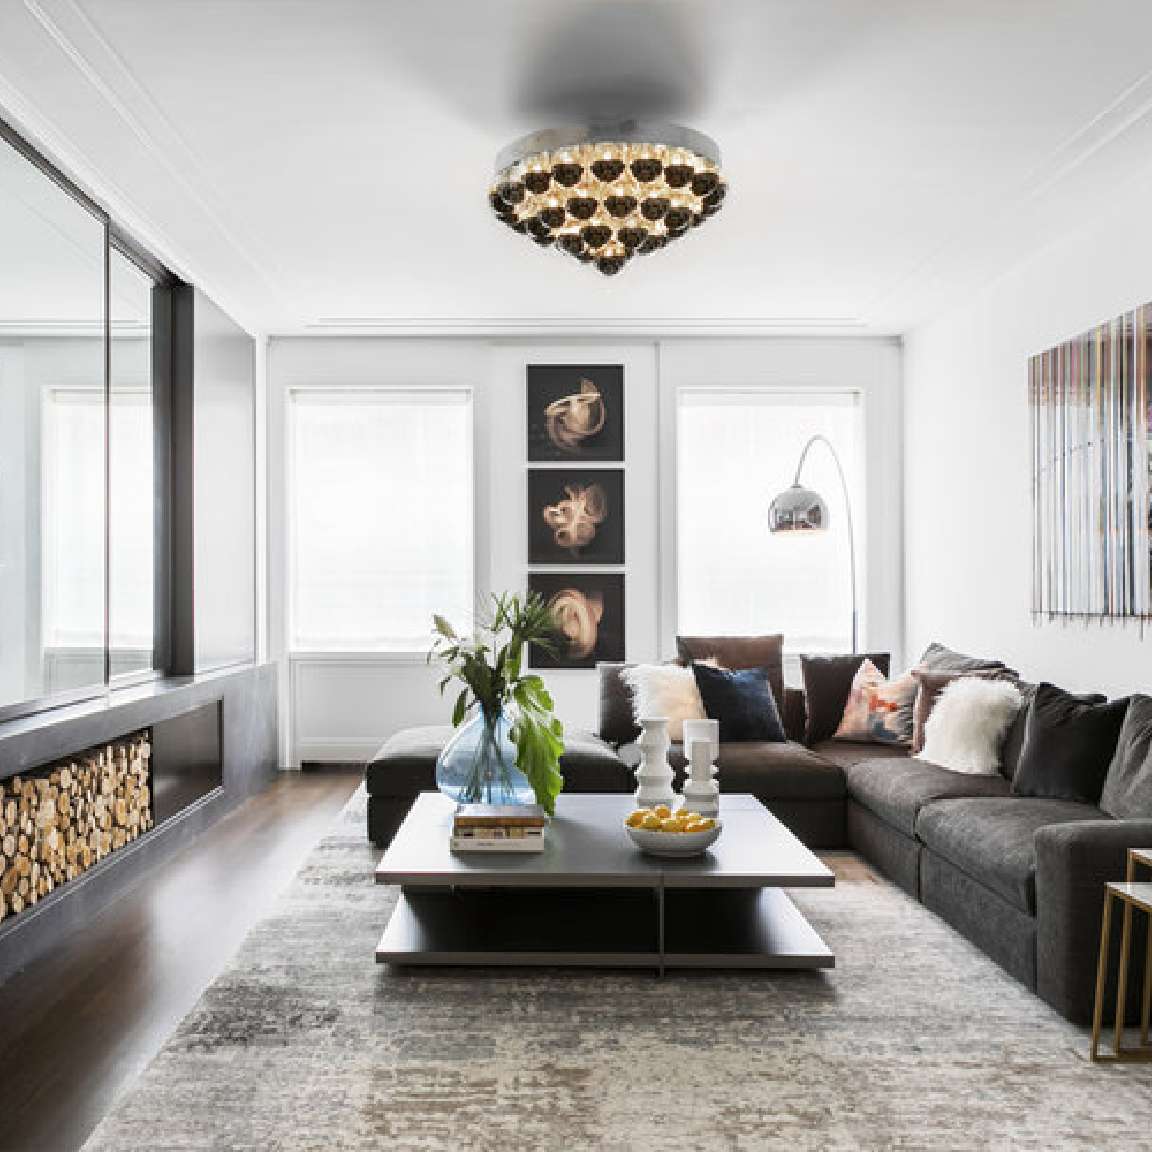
[
  {"left": 293, "top": 316, "right": 887, "bottom": 340},
  {"left": 14, "top": 0, "right": 285, "bottom": 333},
  {"left": 867, "top": 62, "right": 1152, "bottom": 328}
]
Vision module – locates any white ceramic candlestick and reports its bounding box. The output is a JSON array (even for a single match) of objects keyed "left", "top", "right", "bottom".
[
  {"left": 681, "top": 719, "right": 720, "bottom": 764},
  {"left": 682, "top": 737, "right": 720, "bottom": 817},
  {"left": 633, "top": 717, "right": 676, "bottom": 808}
]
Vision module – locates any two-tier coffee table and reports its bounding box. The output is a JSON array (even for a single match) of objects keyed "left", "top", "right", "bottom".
[{"left": 374, "top": 792, "right": 835, "bottom": 972}]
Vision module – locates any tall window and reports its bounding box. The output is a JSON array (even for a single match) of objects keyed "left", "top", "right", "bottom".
[
  {"left": 677, "top": 389, "right": 863, "bottom": 652},
  {"left": 288, "top": 388, "right": 473, "bottom": 651}
]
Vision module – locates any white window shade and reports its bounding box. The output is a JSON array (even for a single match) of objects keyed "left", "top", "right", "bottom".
[
  {"left": 42, "top": 388, "right": 105, "bottom": 649},
  {"left": 289, "top": 388, "right": 473, "bottom": 652},
  {"left": 677, "top": 389, "right": 863, "bottom": 652}
]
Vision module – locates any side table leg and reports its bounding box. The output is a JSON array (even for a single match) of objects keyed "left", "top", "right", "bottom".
[
  {"left": 1142, "top": 912, "right": 1152, "bottom": 1049},
  {"left": 1092, "top": 891, "right": 1113, "bottom": 1061},
  {"left": 1114, "top": 895, "right": 1135, "bottom": 1057}
]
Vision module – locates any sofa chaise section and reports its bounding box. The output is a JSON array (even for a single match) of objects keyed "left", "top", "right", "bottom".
[{"left": 366, "top": 725, "right": 628, "bottom": 847}]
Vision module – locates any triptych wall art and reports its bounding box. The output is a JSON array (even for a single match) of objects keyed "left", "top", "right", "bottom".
[
  {"left": 1029, "top": 302, "right": 1152, "bottom": 622},
  {"left": 525, "top": 364, "right": 626, "bottom": 668}
]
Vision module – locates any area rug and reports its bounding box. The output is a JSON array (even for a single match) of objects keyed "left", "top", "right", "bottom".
[{"left": 83, "top": 789, "right": 1152, "bottom": 1151}]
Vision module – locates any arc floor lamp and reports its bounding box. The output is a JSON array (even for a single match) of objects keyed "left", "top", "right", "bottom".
[{"left": 767, "top": 434, "right": 858, "bottom": 653}]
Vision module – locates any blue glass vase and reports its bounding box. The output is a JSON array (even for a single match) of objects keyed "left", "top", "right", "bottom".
[{"left": 435, "top": 707, "right": 535, "bottom": 806}]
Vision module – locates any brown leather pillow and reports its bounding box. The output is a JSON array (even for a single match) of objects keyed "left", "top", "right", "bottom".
[
  {"left": 911, "top": 668, "right": 1012, "bottom": 755},
  {"left": 799, "top": 653, "right": 891, "bottom": 745},
  {"left": 676, "top": 635, "right": 784, "bottom": 712}
]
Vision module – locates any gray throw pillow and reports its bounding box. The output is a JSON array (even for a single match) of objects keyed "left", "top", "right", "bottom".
[
  {"left": 918, "top": 641, "right": 1017, "bottom": 678},
  {"left": 1100, "top": 694, "right": 1152, "bottom": 820}
]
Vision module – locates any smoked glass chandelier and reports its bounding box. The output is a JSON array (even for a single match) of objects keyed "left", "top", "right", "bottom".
[{"left": 488, "top": 121, "right": 726, "bottom": 276}]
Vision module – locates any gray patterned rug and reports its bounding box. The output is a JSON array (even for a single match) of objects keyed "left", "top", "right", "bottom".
[{"left": 83, "top": 789, "right": 1152, "bottom": 1151}]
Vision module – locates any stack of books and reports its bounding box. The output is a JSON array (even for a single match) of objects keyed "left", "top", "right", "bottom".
[{"left": 450, "top": 804, "right": 547, "bottom": 853}]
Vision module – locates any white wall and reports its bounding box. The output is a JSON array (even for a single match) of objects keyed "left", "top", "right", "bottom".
[
  {"left": 193, "top": 290, "right": 257, "bottom": 672},
  {"left": 904, "top": 163, "right": 1152, "bottom": 697},
  {"left": 269, "top": 334, "right": 902, "bottom": 765}
]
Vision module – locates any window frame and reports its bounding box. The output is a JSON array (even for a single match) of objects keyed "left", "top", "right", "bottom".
[
  {"left": 0, "top": 117, "right": 175, "bottom": 724},
  {"left": 285, "top": 383, "right": 476, "bottom": 657}
]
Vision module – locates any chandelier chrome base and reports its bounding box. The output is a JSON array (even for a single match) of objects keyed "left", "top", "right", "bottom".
[{"left": 489, "top": 120, "right": 727, "bottom": 276}]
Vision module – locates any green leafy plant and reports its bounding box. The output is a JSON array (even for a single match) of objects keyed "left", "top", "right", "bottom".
[{"left": 430, "top": 592, "right": 565, "bottom": 815}]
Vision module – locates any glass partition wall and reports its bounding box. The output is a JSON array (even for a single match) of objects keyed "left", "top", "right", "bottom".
[{"left": 0, "top": 121, "right": 168, "bottom": 721}]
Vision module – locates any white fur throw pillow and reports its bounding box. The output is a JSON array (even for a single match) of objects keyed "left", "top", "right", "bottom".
[
  {"left": 917, "top": 677, "right": 1023, "bottom": 775},
  {"left": 620, "top": 663, "right": 706, "bottom": 742}
]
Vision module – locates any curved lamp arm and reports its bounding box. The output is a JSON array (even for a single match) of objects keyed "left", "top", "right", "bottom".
[{"left": 793, "top": 434, "right": 858, "bottom": 654}]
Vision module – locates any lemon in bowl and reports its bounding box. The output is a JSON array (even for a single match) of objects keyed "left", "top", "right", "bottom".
[{"left": 624, "top": 806, "right": 722, "bottom": 857}]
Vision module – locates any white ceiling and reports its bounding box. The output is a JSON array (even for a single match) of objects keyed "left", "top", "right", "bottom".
[{"left": 2, "top": 0, "right": 1152, "bottom": 336}]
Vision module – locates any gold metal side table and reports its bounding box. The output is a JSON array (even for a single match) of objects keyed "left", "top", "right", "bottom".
[{"left": 1091, "top": 848, "right": 1152, "bottom": 1061}]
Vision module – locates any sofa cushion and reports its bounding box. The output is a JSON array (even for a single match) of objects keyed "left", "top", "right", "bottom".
[
  {"left": 1012, "top": 684, "right": 1129, "bottom": 805},
  {"left": 799, "top": 652, "right": 891, "bottom": 745},
  {"left": 911, "top": 668, "right": 1013, "bottom": 754},
  {"left": 842, "top": 756, "right": 1010, "bottom": 837},
  {"left": 833, "top": 658, "right": 917, "bottom": 745},
  {"left": 810, "top": 740, "right": 909, "bottom": 769},
  {"left": 669, "top": 740, "right": 845, "bottom": 801},
  {"left": 676, "top": 634, "right": 784, "bottom": 714},
  {"left": 620, "top": 662, "right": 705, "bottom": 742},
  {"left": 1100, "top": 694, "right": 1152, "bottom": 819},
  {"left": 366, "top": 725, "right": 452, "bottom": 795},
  {"left": 366, "top": 725, "right": 629, "bottom": 796},
  {"left": 996, "top": 680, "right": 1038, "bottom": 781},
  {"left": 690, "top": 663, "right": 786, "bottom": 742},
  {"left": 597, "top": 662, "right": 641, "bottom": 745},
  {"left": 916, "top": 796, "right": 1103, "bottom": 913},
  {"left": 918, "top": 641, "right": 1016, "bottom": 677}
]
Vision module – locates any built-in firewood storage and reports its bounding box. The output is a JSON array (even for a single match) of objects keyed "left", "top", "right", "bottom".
[{"left": 0, "top": 732, "right": 152, "bottom": 921}]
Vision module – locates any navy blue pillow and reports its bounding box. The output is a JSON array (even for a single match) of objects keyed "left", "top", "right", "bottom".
[{"left": 691, "top": 663, "right": 787, "bottom": 742}]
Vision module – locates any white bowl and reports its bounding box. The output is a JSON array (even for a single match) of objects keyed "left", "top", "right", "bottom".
[{"left": 625, "top": 820, "right": 722, "bottom": 857}]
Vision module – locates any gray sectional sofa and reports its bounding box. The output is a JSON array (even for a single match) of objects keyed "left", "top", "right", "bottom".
[{"left": 364, "top": 640, "right": 1150, "bottom": 1024}]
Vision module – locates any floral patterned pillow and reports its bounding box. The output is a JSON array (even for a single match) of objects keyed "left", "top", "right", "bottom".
[{"left": 833, "top": 658, "right": 917, "bottom": 745}]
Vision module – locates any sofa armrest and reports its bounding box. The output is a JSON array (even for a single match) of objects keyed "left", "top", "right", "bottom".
[{"left": 1034, "top": 819, "right": 1152, "bottom": 1023}]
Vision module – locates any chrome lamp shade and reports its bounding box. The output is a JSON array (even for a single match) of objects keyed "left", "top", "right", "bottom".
[{"left": 767, "top": 484, "right": 829, "bottom": 533}]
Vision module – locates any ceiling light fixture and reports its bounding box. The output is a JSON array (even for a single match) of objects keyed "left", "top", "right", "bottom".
[{"left": 488, "top": 121, "right": 726, "bottom": 276}]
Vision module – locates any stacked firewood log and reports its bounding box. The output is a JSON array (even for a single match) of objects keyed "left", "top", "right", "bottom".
[{"left": 0, "top": 733, "right": 152, "bottom": 921}]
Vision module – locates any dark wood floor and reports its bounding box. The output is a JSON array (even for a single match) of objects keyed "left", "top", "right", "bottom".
[{"left": 0, "top": 770, "right": 362, "bottom": 1152}]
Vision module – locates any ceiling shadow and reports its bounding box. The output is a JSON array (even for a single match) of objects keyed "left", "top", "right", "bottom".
[{"left": 513, "top": 2, "right": 709, "bottom": 121}]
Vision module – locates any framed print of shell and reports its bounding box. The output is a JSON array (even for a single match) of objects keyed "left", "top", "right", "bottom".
[
  {"left": 527, "top": 468, "right": 625, "bottom": 565},
  {"left": 528, "top": 572, "right": 625, "bottom": 669},
  {"left": 526, "top": 364, "right": 624, "bottom": 461},
  {"left": 1029, "top": 302, "right": 1152, "bottom": 621}
]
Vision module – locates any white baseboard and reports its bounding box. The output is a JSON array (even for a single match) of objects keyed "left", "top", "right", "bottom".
[{"left": 295, "top": 736, "right": 381, "bottom": 763}]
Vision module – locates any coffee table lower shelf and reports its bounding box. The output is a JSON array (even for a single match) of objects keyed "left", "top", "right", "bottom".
[{"left": 375, "top": 886, "right": 833, "bottom": 971}]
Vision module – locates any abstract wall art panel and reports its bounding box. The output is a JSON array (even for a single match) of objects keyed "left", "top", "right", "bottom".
[
  {"left": 526, "top": 364, "right": 624, "bottom": 461},
  {"left": 1029, "top": 302, "right": 1152, "bottom": 621},
  {"left": 527, "top": 468, "right": 625, "bottom": 565},
  {"left": 528, "top": 573, "right": 625, "bottom": 668}
]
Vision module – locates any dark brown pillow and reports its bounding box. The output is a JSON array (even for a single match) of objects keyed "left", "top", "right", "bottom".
[
  {"left": 911, "top": 668, "right": 1009, "bottom": 755},
  {"left": 677, "top": 635, "right": 784, "bottom": 713},
  {"left": 799, "top": 653, "right": 891, "bottom": 745}
]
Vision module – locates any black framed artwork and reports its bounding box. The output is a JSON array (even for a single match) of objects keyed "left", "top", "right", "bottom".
[
  {"left": 528, "top": 573, "right": 625, "bottom": 669},
  {"left": 527, "top": 468, "right": 625, "bottom": 565},
  {"left": 526, "top": 364, "right": 624, "bottom": 462}
]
